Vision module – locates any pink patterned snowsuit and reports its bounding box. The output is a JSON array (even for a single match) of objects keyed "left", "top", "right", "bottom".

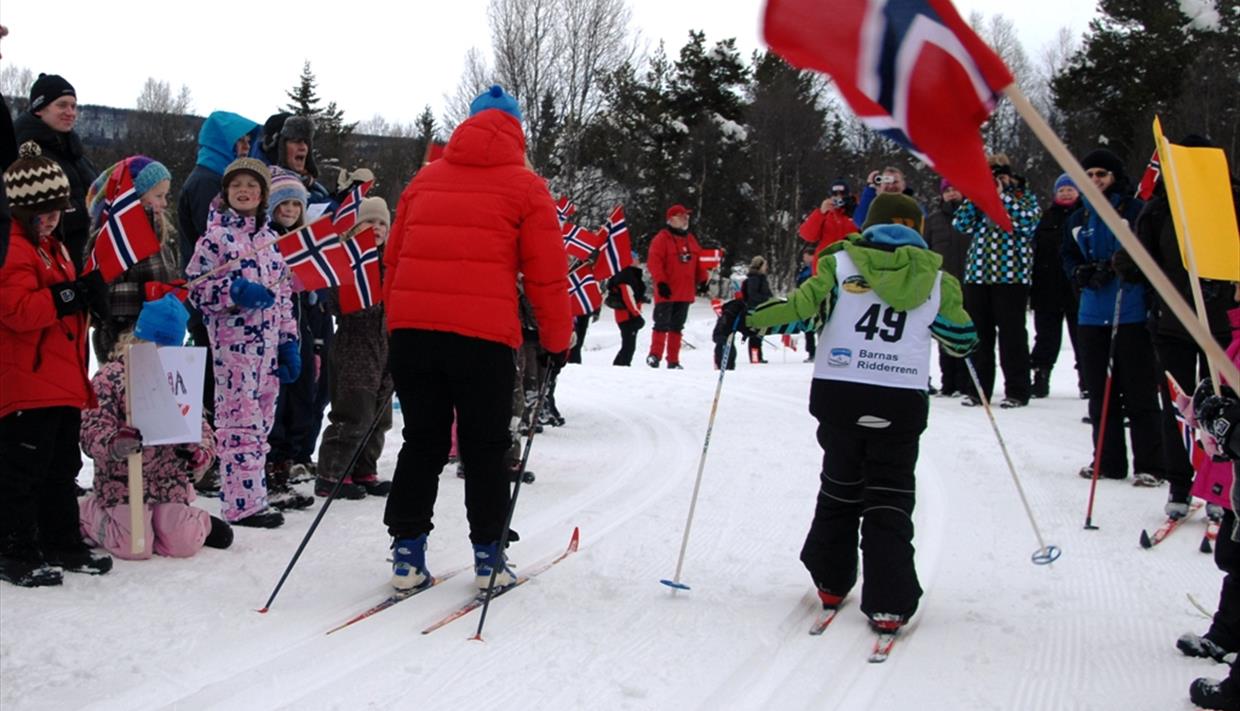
[
  {"left": 187, "top": 204, "right": 296, "bottom": 522},
  {"left": 79, "top": 360, "right": 216, "bottom": 558}
]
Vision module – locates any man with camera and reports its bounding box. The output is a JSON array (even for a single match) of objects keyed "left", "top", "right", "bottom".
[
  {"left": 854, "top": 167, "right": 918, "bottom": 225},
  {"left": 799, "top": 179, "right": 860, "bottom": 271}
]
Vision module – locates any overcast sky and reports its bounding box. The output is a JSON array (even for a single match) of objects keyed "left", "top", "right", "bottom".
[{"left": 1, "top": 0, "right": 1098, "bottom": 127}]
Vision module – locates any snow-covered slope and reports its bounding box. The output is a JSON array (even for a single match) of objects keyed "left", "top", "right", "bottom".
[{"left": 0, "top": 301, "right": 1226, "bottom": 710}]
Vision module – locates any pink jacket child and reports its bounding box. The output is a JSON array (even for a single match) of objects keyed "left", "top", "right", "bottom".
[
  {"left": 78, "top": 295, "right": 234, "bottom": 559},
  {"left": 1177, "top": 305, "right": 1240, "bottom": 509},
  {"left": 186, "top": 159, "right": 298, "bottom": 528}
]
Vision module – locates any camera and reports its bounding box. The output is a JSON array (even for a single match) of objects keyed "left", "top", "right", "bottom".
[
  {"left": 874, "top": 175, "right": 894, "bottom": 186},
  {"left": 831, "top": 197, "right": 845, "bottom": 208}
]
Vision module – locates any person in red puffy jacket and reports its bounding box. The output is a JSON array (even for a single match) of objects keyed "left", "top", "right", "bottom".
[
  {"left": 0, "top": 142, "right": 113, "bottom": 587},
  {"left": 646, "top": 204, "right": 709, "bottom": 369},
  {"left": 381, "top": 85, "right": 572, "bottom": 593}
]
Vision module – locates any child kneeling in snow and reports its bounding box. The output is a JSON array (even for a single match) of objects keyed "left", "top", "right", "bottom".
[
  {"left": 745, "top": 223, "right": 977, "bottom": 633},
  {"left": 79, "top": 295, "right": 233, "bottom": 559}
]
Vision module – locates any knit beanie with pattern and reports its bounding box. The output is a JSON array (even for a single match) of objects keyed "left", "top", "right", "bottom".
[{"left": 4, "top": 141, "right": 71, "bottom": 214}]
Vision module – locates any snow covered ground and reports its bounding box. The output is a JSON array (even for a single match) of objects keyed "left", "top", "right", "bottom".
[{"left": 0, "top": 300, "right": 1229, "bottom": 710}]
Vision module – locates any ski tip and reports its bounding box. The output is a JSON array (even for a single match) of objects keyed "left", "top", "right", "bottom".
[
  {"left": 1031, "top": 545, "right": 1061, "bottom": 565},
  {"left": 256, "top": 607, "right": 269, "bottom": 614},
  {"left": 1139, "top": 530, "right": 1153, "bottom": 549},
  {"left": 660, "top": 579, "right": 691, "bottom": 591},
  {"left": 568, "top": 527, "right": 580, "bottom": 551}
]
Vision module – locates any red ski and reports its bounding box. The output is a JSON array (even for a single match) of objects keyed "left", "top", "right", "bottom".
[
  {"left": 1140, "top": 502, "right": 1204, "bottom": 549},
  {"left": 326, "top": 566, "right": 469, "bottom": 635},
  {"left": 809, "top": 599, "right": 846, "bottom": 635}
]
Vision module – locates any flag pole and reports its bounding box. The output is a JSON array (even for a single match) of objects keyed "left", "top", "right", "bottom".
[
  {"left": 1153, "top": 123, "right": 1222, "bottom": 396},
  {"left": 124, "top": 345, "right": 147, "bottom": 556},
  {"left": 1003, "top": 85, "right": 1239, "bottom": 390}
]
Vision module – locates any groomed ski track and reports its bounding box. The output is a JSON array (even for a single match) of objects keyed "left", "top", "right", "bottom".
[{"left": 0, "top": 303, "right": 1227, "bottom": 710}]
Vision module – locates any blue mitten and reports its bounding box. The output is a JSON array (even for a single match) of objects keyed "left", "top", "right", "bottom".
[
  {"left": 229, "top": 278, "right": 275, "bottom": 309},
  {"left": 277, "top": 340, "right": 302, "bottom": 384}
]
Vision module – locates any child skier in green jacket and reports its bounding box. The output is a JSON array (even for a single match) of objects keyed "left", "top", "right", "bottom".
[{"left": 746, "top": 222, "right": 977, "bottom": 635}]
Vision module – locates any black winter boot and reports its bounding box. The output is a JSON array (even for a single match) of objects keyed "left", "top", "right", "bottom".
[
  {"left": 44, "top": 540, "right": 113, "bottom": 575},
  {"left": 204, "top": 516, "right": 234, "bottom": 549},
  {"left": 0, "top": 534, "right": 62, "bottom": 587}
]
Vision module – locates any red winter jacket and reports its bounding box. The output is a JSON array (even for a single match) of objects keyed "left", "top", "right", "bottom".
[
  {"left": 647, "top": 228, "right": 708, "bottom": 303},
  {"left": 383, "top": 110, "right": 572, "bottom": 352},
  {"left": 799, "top": 208, "right": 859, "bottom": 272},
  {"left": 0, "top": 221, "right": 92, "bottom": 419}
]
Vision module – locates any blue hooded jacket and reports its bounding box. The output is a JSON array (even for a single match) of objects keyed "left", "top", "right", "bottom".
[{"left": 177, "top": 112, "right": 261, "bottom": 267}]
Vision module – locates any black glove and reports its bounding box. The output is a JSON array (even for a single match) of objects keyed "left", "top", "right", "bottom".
[
  {"left": 1194, "top": 380, "right": 1240, "bottom": 461},
  {"left": 657, "top": 282, "right": 672, "bottom": 299},
  {"left": 1071, "top": 264, "right": 1096, "bottom": 290},
  {"left": 1074, "top": 261, "right": 1113, "bottom": 290},
  {"left": 630, "top": 315, "right": 646, "bottom": 330},
  {"left": 539, "top": 349, "right": 569, "bottom": 373},
  {"left": 1111, "top": 250, "right": 1142, "bottom": 284},
  {"left": 49, "top": 271, "right": 110, "bottom": 320}
]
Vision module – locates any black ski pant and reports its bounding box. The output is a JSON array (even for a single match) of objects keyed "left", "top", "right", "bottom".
[
  {"left": 0, "top": 407, "right": 83, "bottom": 549},
  {"left": 569, "top": 314, "right": 591, "bottom": 363},
  {"left": 1030, "top": 304, "right": 1080, "bottom": 376},
  {"left": 1077, "top": 323, "right": 1165, "bottom": 478},
  {"left": 652, "top": 301, "right": 690, "bottom": 333},
  {"left": 713, "top": 339, "right": 737, "bottom": 370},
  {"left": 268, "top": 332, "right": 320, "bottom": 465},
  {"left": 613, "top": 318, "right": 642, "bottom": 366},
  {"left": 802, "top": 380, "right": 927, "bottom": 619},
  {"left": 1209, "top": 508, "right": 1240, "bottom": 652},
  {"left": 1154, "top": 332, "right": 1221, "bottom": 498},
  {"left": 963, "top": 283, "right": 1031, "bottom": 402},
  {"left": 385, "top": 329, "right": 515, "bottom": 545},
  {"left": 805, "top": 330, "right": 817, "bottom": 359},
  {"left": 188, "top": 318, "right": 216, "bottom": 422}
]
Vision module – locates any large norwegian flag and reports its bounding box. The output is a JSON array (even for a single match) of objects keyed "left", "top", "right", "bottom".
[
  {"left": 275, "top": 216, "right": 353, "bottom": 291},
  {"left": 555, "top": 195, "right": 577, "bottom": 227},
  {"left": 764, "top": 0, "right": 1015, "bottom": 231},
  {"left": 567, "top": 263, "right": 603, "bottom": 317},
  {"left": 593, "top": 205, "right": 633, "bottom": 281},
  {"left": 84, "top": 161, "right": 162, "bottom": 283},
  {"left": 339, "top": 226, "right": 381, "bottom": 314},
  {"left": 332, "top": 180, "right": 374, "bottom": 234},
  {"left": 562, "top": 222, "right": 606, "bottom": 262}
]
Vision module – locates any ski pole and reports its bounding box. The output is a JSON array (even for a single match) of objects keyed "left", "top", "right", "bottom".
[
  {"left": 471, "top": 367, "right": 554, "bottom": 641},
  {"left": 964, "top": 357, "right": 1061, "bottom": 565},
  {"left": 257, "top": 392, "right": 395, "bottom": 613},
  {"left": 1083, "top": 286, "right": 1125, "bottom": 530},
  {"left": 661, "top": 310, "right": 744, "bottom": 590}
]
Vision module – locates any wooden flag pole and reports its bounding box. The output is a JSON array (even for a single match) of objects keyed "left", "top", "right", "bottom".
[
  {"left": 1154, "top": 124, "right": 1223, "bottom": 396},
  {"left": 123, "top": 344, "right": 146, "bottom": 555},
  {"left": 1003, "top": 85, "right": 1240, "bottom": 390}
]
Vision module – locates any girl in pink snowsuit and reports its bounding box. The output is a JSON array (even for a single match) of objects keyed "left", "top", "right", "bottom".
[
  {"left": 79, "top": 297, "right": 230, "bottom": 558},
  {"left": 187, "top": 159, "right": 298, "bottom": 527}
]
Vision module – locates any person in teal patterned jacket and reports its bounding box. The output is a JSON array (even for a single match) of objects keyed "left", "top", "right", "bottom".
[
  {"left": 744, "top": 224, "right": 976, "bottom": 634},
  {"left": 952, "top": 153, "right": 1041, "bottom": 408}
]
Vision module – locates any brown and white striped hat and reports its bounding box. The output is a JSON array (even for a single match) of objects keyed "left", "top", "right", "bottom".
[{"left": 4, "top": 141, "right": 71, "bottom": 213}]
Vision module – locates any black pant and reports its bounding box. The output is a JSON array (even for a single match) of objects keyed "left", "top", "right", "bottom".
[
  {"left": 1077, "top": 323, "right": 1165, "bottom": 478},
  {"left": 938, "top": 346, "right": 968, "bottom": 395},
  {"left": 614, "top": 319, "right": 642, "bottom": 366},
  {"left": 188, "top": 319, "right": 216, "bottom": 422},
  {"left": 0, "top": 407, "right": 83, "bottom": 548},
  {"left": 805, "top": 330, "right": 816, "bottom": 359},
  {"left": 713, "top": 340, "right": 737, "bottom": 370},
  {"left": 1154, "top": 333, "right": 1220, "bottom": 497},
  {"left": 269, "top": 333, "right": 321, "bottom": 464},
  {"left": 964, "top": 284, "right": 1031, "bottom": 402},
  {"left": 652, "top": 301, "right": 690, "bottom": 332},
  {"left": 384, "top": 329, "right": 515, "bottom": 544},
  {"left": 569, "top": 315, "right": 591, "bottom": 363},
  {"left": 802, "top": 379, "right": 928, "bottom": 619},
  {"left": 1030, "top": 305, "right": 1079, "bottom": 373},
  {"left": 1210, "top": 509, "right": 1240, "bottom": 651}
]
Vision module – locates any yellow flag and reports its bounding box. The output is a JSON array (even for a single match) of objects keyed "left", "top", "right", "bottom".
[{"left": 1153, "top": 117, "right": 1240, "bottom": 281}]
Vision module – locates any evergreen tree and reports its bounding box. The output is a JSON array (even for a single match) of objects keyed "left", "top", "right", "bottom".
[{"left": 284, "top": 61, "right": 323, "bottom": 118}]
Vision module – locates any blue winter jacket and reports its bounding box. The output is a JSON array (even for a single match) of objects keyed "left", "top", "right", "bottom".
[{"left": 1063, "top": 190, "right": 1147, "bottom": 326}]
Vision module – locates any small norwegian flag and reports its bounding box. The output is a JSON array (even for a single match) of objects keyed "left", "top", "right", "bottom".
[
  {"left": 699, "top": 248, "right": 724, "bottom": 269},
  {"left": 339, "top": 226, "right": 381, "bottom": 314},
  {"left": 593, "top": 205, "right": 633, "bottom": 281},
  {"left": 1136, "top": 149, "right": 1161, "bottom": 201},
  {"left": 567, "top": 263, "right": 602, "bottom": 317},
  {"left": 556, "top": 195, "right": 577, "bottom": 226},
  {"left": 562, "top": 222, "right": 606, "bottom": 262},
  {"left": 275, "top": 216, "right": 353, "bottom": 292},
  {"left": 332, "top": 180, "right": 374, "bottom": 234},
  {"left": 84, "top": 161, "right": 162, "bottom": 283}
]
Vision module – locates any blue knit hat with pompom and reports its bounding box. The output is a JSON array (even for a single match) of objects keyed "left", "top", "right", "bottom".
[
  {"left": 134, "top": 293, "right": 189, "bottom": 347},
  {"left": 469, "top": 85, "right": 523, "bottom": 123}
]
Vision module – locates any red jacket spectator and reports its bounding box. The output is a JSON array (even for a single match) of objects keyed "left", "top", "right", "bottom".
[
  {"left": 0, "top": 220, "right": 91, "bottom": 418},
  {"left": 799, "top": 208, "right": 859, "bottom": 269},
  {"left": 383, "top": 110, "right": 572, "bottom": 352},
  {"left": 647, "top": 227, "right": 708, "bottom": 303}
]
